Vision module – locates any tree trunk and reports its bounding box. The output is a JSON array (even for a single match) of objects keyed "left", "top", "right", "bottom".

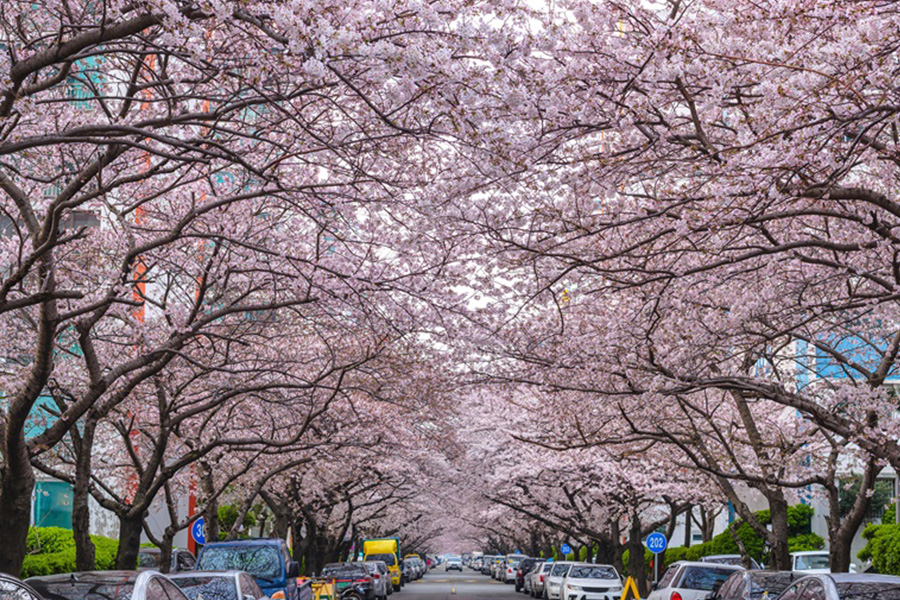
[
  {"left": 768, "top": 493, "right": 791, "bottom": 571},
  {"left": 199, "top": 462, "right": 220, "bottom": 543},
  {"left": 684, "top": 506, "right": 693, "bottom": 547},
  {"left": 0, "top": 433, "right": 36, "bottom": 576},
  {"left": 115, "top": 513, "right": 144, "bottom": 570},
  {"left": 159, "top": 528, "right": 176, "bottom": 574},
  {"left": 626, "top": 514, "right": 647, "bottom": 596},
  {"left": 73, "top": 418, "right": 97, "bottom": 571},
  {"left": 828, "top": 461, "right": 880, "bottom": 572}
]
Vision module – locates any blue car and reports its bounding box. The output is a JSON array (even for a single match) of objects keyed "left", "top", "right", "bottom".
[{"left": 196, "top": 538, "right": 303, "bottom": 600}]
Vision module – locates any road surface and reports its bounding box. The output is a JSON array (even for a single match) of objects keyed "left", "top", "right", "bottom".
[{"left": 401, "top": 569, "right": 520, "bottom": 600}]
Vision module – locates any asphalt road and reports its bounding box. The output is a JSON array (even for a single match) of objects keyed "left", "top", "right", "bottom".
[{"left": 400, "top": 569, "right": 520, "bottom": 600}]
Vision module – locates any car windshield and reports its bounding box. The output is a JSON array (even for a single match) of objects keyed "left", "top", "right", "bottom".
[
  {"left": 368, "top": 554, "right": 397, "bottom": 567},
  {"left": 794, "top": 555, "right": 830, "bottom": 571},
  {"left": 322, "top": 565, "right": 367, "bottom": 578},
  {"left": 508, "top": 557, "right": 525, "bottom": 564},
  {"left": 28, "top": 580, "right": 137, "bottom": 600},
  {"left": 552, "top": 565, "right": 571, "bottom": 577},
  {"left": 197, "top": 545, "right": 282, "bottom": 580},
  {"left": 171, "top": 576, "right": 238, "bottom": 600},
  {"left": 138, "top": 551, "right": 161, "bottom": 568},
  {"left": 836, "top": 583, "right": 900, "bottom": 600},
  {"left": 568, "top": 567, "right": 619, "bottom": 580},
  {"left": 679, "top": 567, "right": 738, "bottom": 591},
  {"left": 748, "top": 574, "right": 795, "bottom": 600}
]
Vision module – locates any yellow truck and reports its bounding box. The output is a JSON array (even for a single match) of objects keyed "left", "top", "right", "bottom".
[{"left": 363, "top": 538, "right": 402, "bottom": 589}]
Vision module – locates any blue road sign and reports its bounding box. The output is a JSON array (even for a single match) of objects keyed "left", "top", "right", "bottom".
[
  {"left": 646, "top": 533, "right": 667, "bottom": 554},
  {"left": 191, "top": 517, "right": 206, "bottom": 545},
  {"left": 560, "top": 543, "right": 572, "bottom": 555}
]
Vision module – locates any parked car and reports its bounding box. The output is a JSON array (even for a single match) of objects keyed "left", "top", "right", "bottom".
[
  {"left": 559, "top": 563, "right": 623, "bottom": 600},
  {"left": 481, "top": 556, "right": 497, "bottom": 575},
  {"left": 28, "top": 570, "right": 190, "bottom": 600},
  {"left": 516, "top": 558, "right": 542, "bottom": 592},
  {"left": 363, "top": 561, "right": 392, "bottom": 600},
  {"left": 138, "top": 547, "right": 197, "bottom": 572},
  {"left": 702, "top": 556, "right": 761, "bottom": 570},
  {"left": 447, "top": 557, "right": 464, "bottom": 572},
  {"left": 712, "top": 570, "right": 798, "bottom": 600},
  {"left": 502, "top": 556, "right": 529, "bottom": 584},
  {"left": 321, "top": 562, "right": 376, "bottom": 600},
  {"left": 0, "top": 573, "right": 47, "bottom": 600},
  {"left": 773, "top": 574, "right": 900, "bottom": 600},
  {"left": 647, "top": 561, "right": 744, "bottom": 600},
  {"left": 196, "top": 538, "right": 301, "bottom": 600},
  {"left": 790, "top": 553, "right": 856, "bottom": 575},
  {"left": 494, "top": 556, "right": 509, "bottom": 580},
  {"left": 545, "top": 561, "right": 576, "bottom": 600},
  {"left": 169, "top": 570, "right": 269, "bottom": 600},
  {"left": 473, "top": 558, "right": 484, "bottom": 571},
  {"left": 527, "top": 562, "right": 553, "bottom": 598}
]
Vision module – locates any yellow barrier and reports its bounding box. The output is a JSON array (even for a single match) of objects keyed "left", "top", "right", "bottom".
[{"left": 311, "top": 579, "right": 337, "bottom": 600}]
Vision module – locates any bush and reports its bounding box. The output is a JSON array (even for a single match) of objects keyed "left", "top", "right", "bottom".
[
  {"left": 218, "top": 505, "right": 258, "bottom": 540},
  {"left": 20, "top": 527, "right": 119, "bottom": 578},
  {"left": 859, "top": 523, "right": 900, "bottom": 574},
  {"left": 788, "top": 533, "right": 825, "bottom": 553}
]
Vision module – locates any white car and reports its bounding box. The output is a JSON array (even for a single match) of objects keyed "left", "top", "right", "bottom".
[
  {"left": 503, "top": 555, "right": 529, "bottom": 583},
  {"left": 647, "top": 561, "right": 743, "bottom": 600},
  {"left": 544, "top": 562, "right": 576, "bottom": 600},
  {"left": 790, "top": 551, "right": 857, "bottom": 574},
  {"left": 447, "top": 557, "right": 463, "bottom": 572},
  {"left": 560, "top": 564, "right": 623, "bottom": 600},
  {"left": 364, "top": 561, "right": 393, "bottom": 600}
]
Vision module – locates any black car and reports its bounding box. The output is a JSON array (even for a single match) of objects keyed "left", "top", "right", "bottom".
[
  {"left": 516, "top": 558, "right": 541, "bottom": 593},
  {"left": 138, "top": 547, "right": 197, "bottom": 572},
  {"left": 0, "top": 573, "right": 46, "bottom": 600},
  {"left": 321, "top": 563, "right": 376, "bottom": 600},
  {"left": 713, "top": 570, "right": 798, "bottom": 600}
]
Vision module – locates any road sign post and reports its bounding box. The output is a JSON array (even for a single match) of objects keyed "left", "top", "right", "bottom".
[
  {"left": 645, "top": 533, "right": 667, "bottom": 585},
  {"left": 191, "top": 516, "right": 206, "bottom": 546}
]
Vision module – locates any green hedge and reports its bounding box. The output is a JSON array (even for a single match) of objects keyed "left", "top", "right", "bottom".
[
  {"left": 623, "top": 505, "right": 823, "bottom": 572},
  {"left": 859, "top": 523, "right": 900, "bottom": 575},
  {"left": 21, "top": 527, "right": 119, "bottom": 578}
]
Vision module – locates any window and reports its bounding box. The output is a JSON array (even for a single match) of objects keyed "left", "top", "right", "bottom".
[
  {"left": 658, "top": 566, "right": 680, "bottom": 590},
  {"left": 146, "top": 579, "right": 168, "bottom": 600},
  {"left": 777, "top": 583, "right": 805, "bottom": 600},
  {"left": 568, "top": 566, "right": 619, "bottom": 580},
  {"left": 171, "top": 576, "right": 238, "bottom": 600},
  {"left": 197, "top": 545, "right": 283, "bottom": 579},
  {"left": 799, "top": 581, "right": 825, "bottom": 600},
  {"left": 678, "top": 567, "right": 740, "bottom": 592},
  {"left": 551, "top": 564, "right": 572, "bottom": 577},
  {"left": 0, "top": 579, "right": 41, "bottom": 600},
  {"left": 239, "top": 574, "right": 264, "bottom": 599},
  {"left": 836, "top": 582, "right": 900, "bottom": 600},
  {"left": 177, "top": 551, "right": 196, "bottom": 570},
  {"left": 716, "top": 573, "right": 743, "bottom": 600}
]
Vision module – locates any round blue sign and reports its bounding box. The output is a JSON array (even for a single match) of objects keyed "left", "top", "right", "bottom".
[
  {"left": 645, "top": 533, "right": 667, "bottom": 554},
  {"left": 560, "top": 543, "right": 572, "bottom": 555},
  {"left": 191, "top": 517, "right": 206, "bottom": 545}
]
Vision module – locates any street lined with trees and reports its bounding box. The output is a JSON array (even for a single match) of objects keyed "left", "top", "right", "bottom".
[{"left": 4, "top": 0, "right": 900, "bottom": 595}]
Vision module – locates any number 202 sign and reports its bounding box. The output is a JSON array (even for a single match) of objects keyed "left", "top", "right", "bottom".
[{"left": 645, "top": 533, "right": 667, "bottom": 554}]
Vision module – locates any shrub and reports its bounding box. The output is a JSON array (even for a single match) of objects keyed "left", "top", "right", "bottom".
[
  {"left": 788, "top": 533, "right": 825, "bottom": 552},
  {"left": 21, "top": 527, "right": 119, "bottom": 578},
  {"left": 859, "top": 523, "right": 900, "bottom": 574}
]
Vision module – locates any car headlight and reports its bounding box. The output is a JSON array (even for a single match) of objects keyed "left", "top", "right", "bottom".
[
  {"left": 609, "top": 588, "right": 623, "bottom": 593},
  {"left": 568, "top": 586, "right": 583, "bottom": 591}
]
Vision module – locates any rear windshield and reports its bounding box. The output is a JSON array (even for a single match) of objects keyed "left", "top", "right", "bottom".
[
  {"left": 28, "top": 581, "right": 137, "bottom": 600},
  {"left": 322, "top": 564, "right": 368, "bottom": 578},
  {"left": 367, "top": 554, "right": 397, "bottom": 566},
  {"left": 568, "top": 566, "right": 619, "bottom": 580},
  {"left": 678, "top": 567, "right": 738, "bottom": 591},
  {"left": 172, "top": 576, "right": 238, "bottom": 600},
  {"left": 509, "top": 556, "right": 526, "bottom": 564},
  {"left": 748, "top": 573, "right": 795, "bottom": 599},
  {"left": 197, "top": 545, "right": 282, "bottom": 580},
  {"left": 138, "top": 551, "right": 161, "bottom": 568},
  {"left": 836, "top": 582, "right": 900, "bottom": 600},
  {"left": 794, "top": 555, "right": 830, "bottom": 571},
  {"left": 551, "top": 564, "right": 572, "bottom": 577}
]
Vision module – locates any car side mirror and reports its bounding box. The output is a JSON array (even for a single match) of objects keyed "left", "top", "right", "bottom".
[{"left": 288, "top": 561, "right": 301, "bottom": 578}]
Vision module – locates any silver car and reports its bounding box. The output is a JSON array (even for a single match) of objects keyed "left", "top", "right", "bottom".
[
  {"left": 545, "top": 562, "right": 576, "bottom": 600},
  {"left": 773, "top": 574, "right": 900, "bottom": 600},
  {"left": 559, "top": 563, "right": 622, "bottom": 600},
  {"left": 648, "top": 561, "right": 744, "bottom": 600},
  {"left": 364, "top": 561, "right": 392, "bottom": 600},
  {"left": 29, "top": 570, "right": 191, "bottom": 600},
  {"left": 0, "top": 573, "right": 46, "bottom": 600},
  {"left": 169, "top": 570, "right": 270, "bottom": 600},
  {"left": 526, "top": 562, "right": 550, "bottom": 597}
]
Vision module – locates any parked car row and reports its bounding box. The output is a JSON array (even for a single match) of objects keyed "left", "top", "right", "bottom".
[{"left": 0, "top": 537, "right": 432, "bottom": 600}]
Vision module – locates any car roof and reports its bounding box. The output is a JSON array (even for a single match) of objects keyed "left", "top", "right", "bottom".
[
  {"left": 826, "top": 574, "right": 900, "bottom": 584},
  {"left": 791, "top": 551, "right": 828, "bottom": 556},
  {"left": 168, "top": 570, "right": 244, "bottom": 578},
  {"left": 203, "top": 538, "right": 283, "bottom": 546},
  {"left": 669, "top": 562, "right": 744, "bottom": 569},
  {"left": 27, "top": 571, "right": 141, "bottom": 584}
]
